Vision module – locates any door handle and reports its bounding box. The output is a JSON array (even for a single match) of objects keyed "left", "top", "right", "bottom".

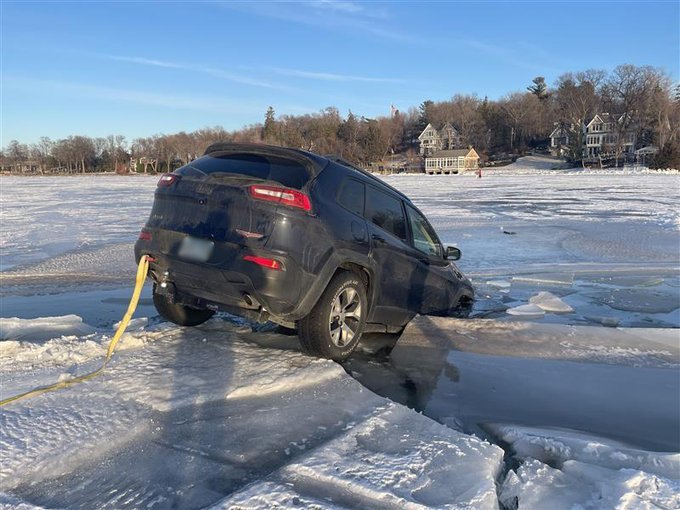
[{"left": 371, "top": 234, "right": 386, "bottom": 244}]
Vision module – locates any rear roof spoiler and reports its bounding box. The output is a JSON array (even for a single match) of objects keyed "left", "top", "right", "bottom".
[{"left": 203, "top": 142, "right": 329, "bottom": 176}]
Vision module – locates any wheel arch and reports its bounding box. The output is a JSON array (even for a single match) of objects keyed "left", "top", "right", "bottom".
[{"left": 335, "top": 262, "right": 372, "bottom": 298}]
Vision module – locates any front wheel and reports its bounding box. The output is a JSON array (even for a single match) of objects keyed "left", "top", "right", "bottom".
[
  {"left": 298, "top": 272, "right": 367, "bottom": 361},
  {"left": 152, "top": 286, "right": 215, "bottom": 326}
]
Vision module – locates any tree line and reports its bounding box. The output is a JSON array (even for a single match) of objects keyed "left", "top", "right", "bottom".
[{"left": 2, "top": 64, "right": 678, "bottom": 174}]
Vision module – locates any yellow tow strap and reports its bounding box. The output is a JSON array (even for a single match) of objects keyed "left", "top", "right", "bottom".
[{"left": 0, "top": 255, "right": 152, "bottom": 407}]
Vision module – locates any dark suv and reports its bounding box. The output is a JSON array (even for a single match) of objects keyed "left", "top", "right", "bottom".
[{"left": 135, "top": 143, "right": 473, "bottom": 360}]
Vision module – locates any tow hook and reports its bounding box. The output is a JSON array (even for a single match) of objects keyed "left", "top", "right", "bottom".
[{"left": 156, "top": 271, "right": 177, "bottom": 300}]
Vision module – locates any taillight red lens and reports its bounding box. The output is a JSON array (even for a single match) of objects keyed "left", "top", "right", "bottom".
[
  {"left": 138, "top": 230, "right": 152, "bottom": 241},
  {"left": 243, "top": 255, "right": 282, "bottom": 270},
  {"left": 249, "top": 185, "right": 312, "bottom": 212},
  {"left": 157, "top": 173, "right": 180, "bottom": 187}
]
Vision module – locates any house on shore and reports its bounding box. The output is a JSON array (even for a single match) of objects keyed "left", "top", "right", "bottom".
[
  {"left": 417, "top": 122, "right": 462, "bottom": 156},
  {"left": 584, "top": 113, "right": 636, "bottom": 157},
  {"left": 550, "top": 114, "right": 637, "bottom": 160},
  {"left": 549, "top": 124, "right": 571, "bottom": 157},
  {"left": 425, "top": 148, "right": 479, "bottom": 174}
]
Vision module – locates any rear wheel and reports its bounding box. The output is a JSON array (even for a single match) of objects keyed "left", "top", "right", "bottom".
[
  {"left": 152, "top": 285, "right": 215, "bottom": 326},
  {"left": 298, "top": 272, "right": 367, "bottom": 361}
]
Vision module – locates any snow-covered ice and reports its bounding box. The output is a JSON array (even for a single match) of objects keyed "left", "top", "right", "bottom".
[{"left": 0, "top": 318, "right": 504, "bottom": 509}]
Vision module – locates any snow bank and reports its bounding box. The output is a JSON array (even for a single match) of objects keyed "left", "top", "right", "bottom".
[{"left": 213, "top": 404, "right": 503, "bottom": 510}]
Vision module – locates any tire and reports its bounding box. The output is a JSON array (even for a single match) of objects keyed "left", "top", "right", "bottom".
[
  {"left": 298, "top": 272, "right": 367, "bottom": 362},
  {"left": 152, "top": 286, "right": 215, "bottom": 327}
]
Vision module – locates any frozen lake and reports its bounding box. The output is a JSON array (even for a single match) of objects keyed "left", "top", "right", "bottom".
[{"left": 1, "top": 160, "right": 679, "bottom": 509}]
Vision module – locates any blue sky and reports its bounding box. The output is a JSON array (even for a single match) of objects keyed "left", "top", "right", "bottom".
[{"left": 2, "top": 1, "right": 678, "bottom": 144}]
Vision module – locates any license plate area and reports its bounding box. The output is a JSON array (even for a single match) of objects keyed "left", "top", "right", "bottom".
[{"left": 178, "top": 236, "right": 214, "bottom": 262}]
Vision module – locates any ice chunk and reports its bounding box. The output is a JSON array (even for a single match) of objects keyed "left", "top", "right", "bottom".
[
  {"left": 506, "top": 303, "right": 545, "bottom": 317},
  {"left": 528, "top": 291, "right": 574, "bottom": 313},
  {"left": 585, "top": 315, "right": 621, "bottom": 327},
  {"left": 500, "top": 458, "right": 680, "bottom": 510},
  {"left": 0, "top": 315, "right": 96, "bottom": 342},
  {"left": 213, "top": 405, "right": 504, "bottom": 510},
  {"left": 486, "top": 280, "right": 511, "bottom": 289},
  {"left": 486, "top": 424, "right": 680, "bottom": 479},
  {"left": 112, "top": 317, "right": 148, "bottom": 331}
]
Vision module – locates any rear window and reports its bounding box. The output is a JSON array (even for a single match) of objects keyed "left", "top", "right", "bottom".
[{"left": 176, "top": 153, "right": 310, "bottom": 189}]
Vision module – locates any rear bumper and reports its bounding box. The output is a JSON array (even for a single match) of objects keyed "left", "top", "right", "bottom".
[{"left": 135, "top": 229, "right": 321, "bottom": 322}]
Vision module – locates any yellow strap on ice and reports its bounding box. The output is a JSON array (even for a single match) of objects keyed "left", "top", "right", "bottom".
[{"left": 0, "top": 255, "right": 151, "bottom": 407}]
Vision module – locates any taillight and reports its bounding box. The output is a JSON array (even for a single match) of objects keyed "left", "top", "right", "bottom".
[
  {"left": 157, "top": 173, "right": 180, "bottom": 187},
  {"left": 243, "top": 255, "right": 282, "bottom": 270},
  {"left": 249, "top": 185, "right": 312, "bottom": 212},
  {"left": 138, "top": 230, "right": 152, "bottom": 241}
]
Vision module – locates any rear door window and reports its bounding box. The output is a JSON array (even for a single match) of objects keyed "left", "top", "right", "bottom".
[
  {"left": 365, "top": 186, "right": 407, "bottom": 241},
  {"left": 337, "top": 179, "right": 365, "bottom": 216},
  {"left": 176, "top": 153, "right": 310, "bottom": 189}
]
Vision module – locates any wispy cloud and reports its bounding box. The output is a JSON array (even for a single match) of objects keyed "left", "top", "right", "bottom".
[
  {"left": 3, "top": 76, "right": 269, "bottom": 114},
  {"left": 225, "top": 1, "right": 413, "bottom": 43},
  {"left": 455, "top": 38, "right": 560, "bottom": 75},
  {"left": 92, "top": 53, "right": 287, "bottom": 90},
  {"left": 270, "top": 67, "right": 405, "bottom": 84}
]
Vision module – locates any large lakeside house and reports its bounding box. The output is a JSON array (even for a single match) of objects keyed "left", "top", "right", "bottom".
[
  {"left": 417, "top": 122, "right": 462, "bottom": 156},
  {"left": 550, "top": 113, "right": 637, "bottom": 159}
]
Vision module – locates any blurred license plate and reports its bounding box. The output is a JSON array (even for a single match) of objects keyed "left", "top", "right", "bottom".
[{"left": 178, "top": 236, "right": 214, "bottom": 262}]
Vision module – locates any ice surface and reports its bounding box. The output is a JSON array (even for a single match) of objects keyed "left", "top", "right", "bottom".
[
  {"left": 213, "top": 404, "right": 503, "bottom": 510},
  {"left": 1, "top": 164, "right": 679, "bottom": 508},
  {"left": 0, "top": 394, "right": 149, "bottom": 491},
  {"left": 528, "top": 291, "right": 574, "bottom": 313},
  {"left": 1, "top": 321, "right": 504, "bottom": 509}
]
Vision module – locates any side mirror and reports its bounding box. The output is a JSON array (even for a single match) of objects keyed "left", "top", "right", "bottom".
[{"left": 445, "top": 246, "right": 461, "bottom": 261}]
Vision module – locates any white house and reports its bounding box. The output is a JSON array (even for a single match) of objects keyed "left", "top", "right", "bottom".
[
  {"left": 584, "top": 113, "right": 636, "bottom": 157},
  {"left": 418, "top": 122, "right": 462, "bottom": 156}
]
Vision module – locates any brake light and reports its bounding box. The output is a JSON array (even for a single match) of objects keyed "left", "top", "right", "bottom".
[
  {"left": 249, "top": 185, "right": 312, "bottom": 212},
  {"left": 243, "top": 255, "right": 282, "bottom": 270},
  {"left": 157, "top": 173, "right": 180, "bottom": 187},
  {"left": 138, "top": 230, "right": 152, "bottom": 241}
]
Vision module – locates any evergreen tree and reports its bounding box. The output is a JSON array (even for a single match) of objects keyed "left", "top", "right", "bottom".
[
  {"left": 263, "top": 106, "right": 277, "bottom": 144},
  {"left": 416, "top": 100, "right": 434, "bottom": 131},
  {"left": 527, "top": 77, "right": 549, "bottom": 100}
]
